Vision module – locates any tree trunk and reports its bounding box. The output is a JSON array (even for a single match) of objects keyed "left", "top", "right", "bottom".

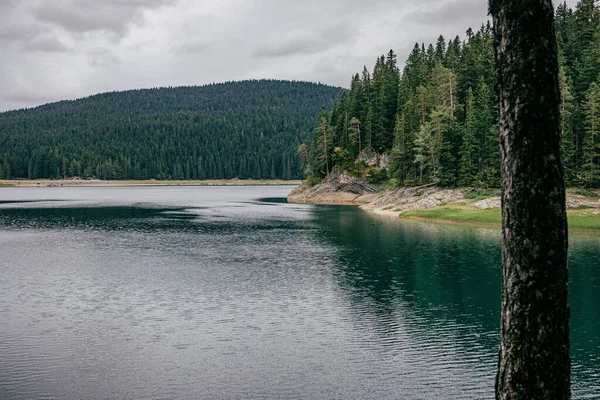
[{"left": 490, "top": 0, "right": 570, "bottom": 399}]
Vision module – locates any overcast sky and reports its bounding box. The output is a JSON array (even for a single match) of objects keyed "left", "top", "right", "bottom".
[{"left": 0, "top": 0, "right": 578, "bottom": 111}]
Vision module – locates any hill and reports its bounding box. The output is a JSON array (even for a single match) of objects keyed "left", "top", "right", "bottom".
[{"left": 0, "top": 80, "right": 342, "bottom": 180}]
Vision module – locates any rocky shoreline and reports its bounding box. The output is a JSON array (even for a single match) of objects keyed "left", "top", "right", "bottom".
[
  {"left": 288, "top": 183, "right": 475, "bottom": 215},
  {"left": 287, "top": 181, "right": 600, "bottom": 217}
]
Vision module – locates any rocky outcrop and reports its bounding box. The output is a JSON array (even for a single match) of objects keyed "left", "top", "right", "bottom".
[
  {"left": 287, "top": 177, "right": 379, "bottom": 204},
  {"left": 361, "top": 185, "right": 466, "bottom": 212},
  {"left": 288, "top": 180, "right": 600, "bottom": 215},
  {"left": 474, "top": 197, "right": 502, "bottom": 209},
  {"left": 288, "top": 179, "right": 468, "bottom": 212},
  {"left": 566, "top": 196, "right": 600, "bottom": 209},
  {"left": 357, "top": 151, "right": 389, "bottom": 170}
]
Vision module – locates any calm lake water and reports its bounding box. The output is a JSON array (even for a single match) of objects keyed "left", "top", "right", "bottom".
[{"left": 0, "top": 186, "right": 598, "bottom": 399}]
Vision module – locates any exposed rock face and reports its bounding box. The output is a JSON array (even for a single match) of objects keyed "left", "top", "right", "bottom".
[
  {"left": 473, "top": 194, "right": 600, "bottom": 211},
  {"left": 474, "top": 197, "right": 502, "bottom": 210},
  {"left": 362, "top": 186, "right": 465, "bottom": 212},
  {"left": 288, "top": 181, "right": 598, "bottom": 214},
  {"left": 357, "top": 151, "right": 389, "bottom": 170},
  {"left": 286, "top": 180, "right": 378, "bottom": 205},
  {"left": 566, "top": 196, "right": 600, "bottom": 209},
  {"left": 288, "top": 181, "right": 467, "bottom": 212}
]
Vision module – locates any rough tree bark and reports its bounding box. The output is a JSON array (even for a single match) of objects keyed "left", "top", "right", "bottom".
[{"left": 489, "top": 0, "right": 570, "bottom": 399}]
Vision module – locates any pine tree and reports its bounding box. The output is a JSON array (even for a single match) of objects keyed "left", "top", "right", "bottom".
[
  {"left": 459, "top": 88, "right": 478, "bottom": 186},
  {"left": 426, "top": 109, "right": 446, "bottom": 183},
  {"left": 349, "top": 74, "right": 363, "bottom": 119},
  {"left": 384, "top": 50, "right": 400, "bottom": 145},
  {"left": 360, "top": 66, "right": 372, "bottom": 124},
  {"left": 413, "top": 117, "right": 444, "bottom": 184},
  {"left": 559, "top": 66, "right": 576, "bottom": 183},
  {"left": 370, "top": 59, "right": 387, "bottom": 152},
  {"left": 435, "top": 35, "right": 446, "bottom": 63},
  {"left": 348, "top": 117, "right": 362, "bottom": 157},
  {"left": 426, "top": 43, "right": 436, "bottom": 70},
  {"left": 474, "top": 79, "right": 498, "bottom": 186},
  {"left": 572, "top": 0, "right": 600, "bottom": 96},
  {"left": 365, "top": 104, "right": 373, "bottom": 149},
  {"left": 401, "top": 96, "right": 420, "bottom": 184},
  {"left": 389, "top": 114, "right": 407, "bottom": 184},
  {"left": 297, "top": 143, "right": 312, "bottom": 177},
  {"left": 416, "top": 85, "right": 427, "bottom": 125},
  {"left": 309, "top": 108, "right": 334, "bottom": 178},
  {"left": 427, "top": 62, "right": 455, "bottom": 116},
  {"left": 413, "top": 124, "right": 429, "bottom": 185},
  {"left": 582, "top": 81, "right": 600, "bottom": 186},
  {"left": 427, "top": 62, "right": 459, "bottom": 185}
]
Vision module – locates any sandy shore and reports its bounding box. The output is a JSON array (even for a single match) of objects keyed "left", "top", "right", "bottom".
[{"left": 0, "top": 179, "right": 302, "bottom": 188}]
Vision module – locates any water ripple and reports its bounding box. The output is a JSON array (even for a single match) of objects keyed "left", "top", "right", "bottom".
[{"left": 0, "top": 186, "right": 598, "bottom": 399}]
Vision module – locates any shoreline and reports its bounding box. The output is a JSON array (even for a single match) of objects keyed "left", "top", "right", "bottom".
[
  {"left": 398, "top": 214, "right": 499, "bottom": 228},
  {"left": 368, "top": 212, "right": 600, "bottom": 235},
  {"left": 393, "top": 214, "right": 600, "bottom": 235},
  {"left": 0, "top": 179, "right": 302, "bottom": 188},
  {"left": 287, "top": 182, "right": 600, "bottom": 234}
]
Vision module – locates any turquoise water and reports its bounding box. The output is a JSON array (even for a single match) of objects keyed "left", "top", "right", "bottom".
[{"left": 0, "top": 186, "right": 597, "bottom": 399}]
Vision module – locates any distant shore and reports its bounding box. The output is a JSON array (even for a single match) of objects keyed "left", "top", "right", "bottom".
[
  {"left": 288, "top": 182, "right": 600, "bottom": 233},
  {"left": 0, "top": 179, "right": 302, "bottom": 188}
]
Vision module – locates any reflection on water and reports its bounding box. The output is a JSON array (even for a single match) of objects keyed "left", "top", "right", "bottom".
[
  {"left": 0, "top": 187, "right": 598, "bottom": 399},
  {"left": 314, "top": 207, "right": 600, "bottom": 397}
]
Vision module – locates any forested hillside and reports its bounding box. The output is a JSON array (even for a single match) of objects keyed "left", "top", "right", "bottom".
[
  {"left": 0, "top": 80, "right": 341, "bottom": 180},
  {"left": 303, "top": 1, "right": 600, "bottom": 188}
]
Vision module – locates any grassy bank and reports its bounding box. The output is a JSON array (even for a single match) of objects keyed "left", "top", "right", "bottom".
[
  {"left": 401, "top": 205, "right": 600, "bottom": 232},
  {"left": 402, "top": 207, "right": 502, "bottom": 225},
  {"left": 0, "top": 179, "right": 302, "bottom": 188}
]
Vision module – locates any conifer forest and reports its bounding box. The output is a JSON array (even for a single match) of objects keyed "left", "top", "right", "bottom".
[
  {"left": 0, "top": 80, "right": 341, "bottom": 180},
  {"left": 304, "top": 1, "right": 600, "bottom": 188}
]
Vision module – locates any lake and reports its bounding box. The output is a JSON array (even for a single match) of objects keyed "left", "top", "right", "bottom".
[{"left": 0, "top": 186, "right": 598, "bottom": 399}]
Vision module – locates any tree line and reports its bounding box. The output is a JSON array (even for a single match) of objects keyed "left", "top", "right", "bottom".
[
  {"left": 0, "top": 80, "right": 341, "bottom": 180},
  {"left": 303, "top": 0, "right": 600, "bottom": 188}
]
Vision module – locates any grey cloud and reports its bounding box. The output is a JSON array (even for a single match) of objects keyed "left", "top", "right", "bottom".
[
  {"left": 3, "top": 90, "right": 62, "bottom": 107},
  {"left": 22, "top": 36, "right": 70, "bottom": 52},
  {"left": 0, "top": 23, "right": 70, "bottom": 54},
  {"left": 88, "top": 49, "right": 120, "bottom": 67},
  {"left": 253, "top": 36, "right": 315, "bottom": 58},
  {"left": 176, "top": 40, "right": 215, "bottom": 55},
  {"left": 0, "top": 0, "right": 19, "bottom": 14},
  {"left": 402, "top": 0, "right": 489, "bottom": 27},
  {"left": 0, "top": 24, "right": 40, "bottom": 43},
  {"left": 253, "top": 24, "right": 356, "bottom": 58},
  {"left": 33, "top": 0, "right": 176, "bottom": 38},
  {"left": 1, "top": 0, "right": 175, "bottom": 55}
]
